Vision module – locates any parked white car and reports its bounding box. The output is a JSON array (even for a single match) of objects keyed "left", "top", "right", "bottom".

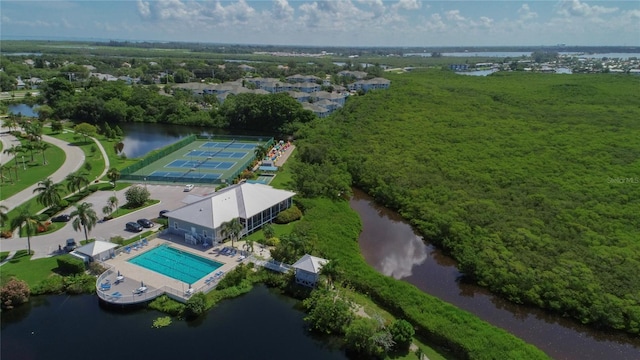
[{"left": 184, "top": 184, "right": 194, "bottom": 192}]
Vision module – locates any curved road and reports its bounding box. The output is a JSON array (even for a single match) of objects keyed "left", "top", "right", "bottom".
[
  {"left": 1, "top": 133, "right": 86, "bottom": 211},
  {"left": 0, "top": 126, "right": 118, "bottom": 259}
]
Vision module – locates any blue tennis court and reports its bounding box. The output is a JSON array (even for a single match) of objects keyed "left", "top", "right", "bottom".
[
  {"left": 186, "top": 150, "right": 246, "bottom": 159},
  {"left": 149, "top": 171, "right": 222, "bottom": 180},
  {"left": 167, "top": 159, "right": 235, "bottom": 170},
  {"left": 201, "top": 142, "right": 257, "bottom": 150}
]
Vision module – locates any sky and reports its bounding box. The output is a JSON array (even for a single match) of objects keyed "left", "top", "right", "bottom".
[{"left": 1, "top": 0, "right": 639, "bottom": 47}]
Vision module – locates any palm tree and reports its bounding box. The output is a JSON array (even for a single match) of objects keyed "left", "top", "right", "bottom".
[
  {"left": 0, "top": 205, "right": 8, "bottom": 227},
  {"left": 38, "top": 142, "right": 51, "bottom": 165},
  {"left": 33, "top": 177, "right": 64, "bottom": 209},
  {"left": 106, "top": 167, "right": 120, "bottom": 187},
  {"left": 22, "top": 141, "right": 37, "bottom": 162},
  {"left": 102, "top": 196, "right": 118, "bottom": 218},
  {"left": 220, "top": 218, "right": 244, "bottom": 248},
  {"left": 254, "top": 144, "right": 269, "bottom": 163},
  {"left": 66, "top": 173, "right": 89, "bottom": 194},
  {"left": 70, "top": 202, "right": 98, "bottom": 242},
  {"left": 243, "top": 238, "right": 255, "bottom": 253},
  {"left": 3, "top": 144, "right": 23, "bottom": 181},
  {"left": 10, "top": 206, "right": 43, "bottom": 255}
]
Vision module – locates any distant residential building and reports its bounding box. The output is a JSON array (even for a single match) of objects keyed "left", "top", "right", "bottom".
[{"left": 450, "top": 64, "right": 468, "bottom": 71}]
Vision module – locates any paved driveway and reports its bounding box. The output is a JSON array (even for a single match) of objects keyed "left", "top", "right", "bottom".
[{"left": 0, "top": 183, "right": 218, "bottom": 259}]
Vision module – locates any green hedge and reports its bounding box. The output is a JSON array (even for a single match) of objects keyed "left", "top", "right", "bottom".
[
  {"left": 274, "top": 205, "right": 302, "bottom": 224},
  {"left": 56, "top": 255, "right": 85, "bottom": 275}
]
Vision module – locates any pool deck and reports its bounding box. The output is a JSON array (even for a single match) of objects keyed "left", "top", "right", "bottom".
[{"left": 96, "top": 232, "right": 266, "bottom": 305}]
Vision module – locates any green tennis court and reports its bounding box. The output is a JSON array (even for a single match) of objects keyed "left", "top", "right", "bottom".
[{"left": 120, "top": 136, "right": 273, "bottom": 185}]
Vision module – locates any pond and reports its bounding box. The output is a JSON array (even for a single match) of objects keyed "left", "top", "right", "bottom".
[
  {"left": 7, "top": 104, "right": 39, "bottom": 118},
  {"left": 1, "top": 285, "right": 346, "bottom": 360},
  {"left": 352, "top": 188, "right": 640, "bottom": 360}
]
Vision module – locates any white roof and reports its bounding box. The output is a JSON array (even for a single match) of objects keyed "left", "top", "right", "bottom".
[
  {"left": 167, "top": 183, "right": 296, "bottom": 229},
  {"left": 292, "top": 254, "right": 328, "bottom": 274},
  {"left": 75, "top": 241, "right": 118, "bottom": 256}
]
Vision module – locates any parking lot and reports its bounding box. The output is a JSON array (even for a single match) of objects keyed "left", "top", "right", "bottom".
[{"left": 0, "top": 183, "right": 218, "bottom": 259}]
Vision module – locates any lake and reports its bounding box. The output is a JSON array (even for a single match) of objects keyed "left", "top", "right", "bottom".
[
  {"left": 0, "top": 285, "right": 346, "bottom": 360},
  {"left": 352, "top": 188, "right": 640, "bottom": 360}
]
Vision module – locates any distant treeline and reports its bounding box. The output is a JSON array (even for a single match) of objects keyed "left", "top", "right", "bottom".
[{"left": 3, "top": 40, "right": 638, "bottom": 58}]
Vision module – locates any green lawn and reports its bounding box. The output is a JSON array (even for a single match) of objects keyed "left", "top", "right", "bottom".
[
  {"left": 245, "top": 222, "right": 296, "bottom": 242},
  {"left": 0, "top": 140, "right": 65, "bottom": 198},
  {"left": 269, "top": 151, "right": 296, "bottom": 190},
  {"left": 0, "top": 250, "right": 60, "bottom": 288}
]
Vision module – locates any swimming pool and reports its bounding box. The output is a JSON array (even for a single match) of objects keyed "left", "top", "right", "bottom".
[{"left": 128, "top": 245, "right": 223, "bottom": 285}]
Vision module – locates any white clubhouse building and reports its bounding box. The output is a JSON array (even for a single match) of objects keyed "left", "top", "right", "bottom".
[{"left": 165, "top": 183, "right": 295, "bottom": 245}]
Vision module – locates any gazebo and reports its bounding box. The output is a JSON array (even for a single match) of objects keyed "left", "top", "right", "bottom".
[{"left": 74, "top": 241, "right": 118, "bottom": 262}]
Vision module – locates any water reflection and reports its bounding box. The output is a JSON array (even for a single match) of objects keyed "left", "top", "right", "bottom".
[{"left": 352, "top": 188, "right": 640, "bottom": 360}]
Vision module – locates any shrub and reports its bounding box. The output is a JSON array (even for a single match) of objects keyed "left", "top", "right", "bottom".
[
  {"left": 389, "top": 319, "right": 415, "bottom": 351},
  {"left": 274, "top": 206, "right": 302, "bottom": 224},
  {"left": 124, "top": 185, "right": 150, "bottom": 208},
  {"left": 1, "top": 278, "right": 30, "bottom": 309},
  {"left": 217, "top": 264, "right": 251, "bottom": 289},
  {"left": 36, "top": 214, "right": 49, "bottom": 221},
  {"left": 88, "top": 262, "right": 106, "bottom": 276},
  {"left": 1, "top": 230, "right": 14, "bottom": 238},
  {"left": 152, "top": 316, "right": 172, "bottom": 328},
  {"left": 303, "top": 288, "right": 355, "bottom": 335},
  {"left": 63, "top": 274, "right": 95, "bottom": 294},
  {"left": 110, "top": 235, "right": 125, "bottom": 245},
  {"left": 31, "top": 275, "right": 65, "bottom": 295},
  {"left": 56, "top": 255, "right": 85, "bottom": 275},
  {"left": 344, "top": 317, "right": 386, "bottom": 358},
  {"left": 149, "top": 295, "right": 185, "bottom": 316},
  {"left": 265, "top": 237, "right": 280, "bottom": 247},
  {"left": 184, "top": 293, "right": 207, "bottom": 319}
]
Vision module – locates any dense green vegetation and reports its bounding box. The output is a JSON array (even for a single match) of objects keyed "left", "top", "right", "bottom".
[{"left": 295, "top": 70, "right": 640, "bottom": 333}]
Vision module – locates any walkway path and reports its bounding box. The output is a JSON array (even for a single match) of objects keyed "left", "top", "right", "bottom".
[
  {"left": 274, "top": 144, "right": 295, "bottom": 167},
  {"left": 0, "top": 134, "right": 22, "bottom": 163},
  {"left": 0, "top": 133, "right": 85, "bottom": 211}
]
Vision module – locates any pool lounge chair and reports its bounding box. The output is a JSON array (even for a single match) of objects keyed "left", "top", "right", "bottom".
[
  {"left": 100, "top": 282, "right": 111, "bottom": 291},
  {"left": 125, "top": 246, "right": 131, "bottom": 254},
  {"left": 111, "top": 292, "right": 122, "bottom": 299}
]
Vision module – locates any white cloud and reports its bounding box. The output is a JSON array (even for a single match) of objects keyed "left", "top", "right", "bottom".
[
  {"left": 271, "top": 0, "right": 294, "bottom": 21},
  {"left": 518, "top": 4, "right": 538, "bottom": 21},
  {"left": 421, "top": 13, "right": 446, "bottom": 32},
  {"left": 137, "top": 1, "right": 151, "bottom": 19},
  {"left": 356, "top": 0, "right": 386, "bottom": 18},
  {"left": 445, "top": 9, "right": 466, "bottom": 22},
  {"left": 557, "top": 0, "right": 618, "bottom": 17},
  {"left": 393, "top": 0, "right": 421, "bottom": 11}
]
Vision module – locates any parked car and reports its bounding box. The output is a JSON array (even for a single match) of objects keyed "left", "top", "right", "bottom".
[
  {"left": 137, "top": 219, "right": 154, "bottom": 228},
  {"left": 51, "top": 214, "right": 71, "bottom": 222},
  {"left": 184, "top": 184, "right": 194, "bottom": 192},
  {"left": 63, "top": 238, "right": 77, "bottom": 252},
  {"left": 158, "top": 210, "right": 170, "bottom": 218},
  {"left": 126, "top": 222, "right": 143, "bottom": 232}
]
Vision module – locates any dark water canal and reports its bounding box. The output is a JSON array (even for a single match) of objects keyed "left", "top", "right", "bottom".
[{"left": 351, "top": 188, "right": 640, "bottom": 360}]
